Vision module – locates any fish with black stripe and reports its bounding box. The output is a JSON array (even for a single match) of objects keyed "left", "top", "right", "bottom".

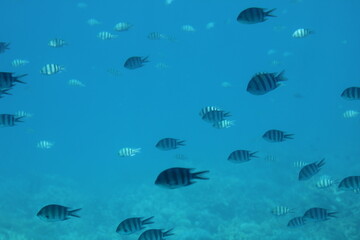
[
  {"left": 247, "top": 71, "right": 287, "bottom": 95},
  {"left": 287, "top": 217, "right": 306, "bottom": 227},
  {"left": 292, "top": 28, "right": 314, "bottom": 38},
  {"left": 116, "top": 217, "right": 154, "bottom": 235},
  {"left": 37, "top": 204, "right": 81, "bottom": 222},
  {"left": 341, "top": 87, "right": 360, "bottom": 100},
  {"left": 227, "top": 150, "right": 258, "bottom": 163},
  {"left": 298, "top": 159, "right": 325, "bottom": 181},
  {"left": 155, "top": 138, "right": 185, "bottom": 151},
  {"left": 201, "top": 110, "right": 231, "bottom": 123},
  {"left": 271, "top": 206, "right": 294, "bottom": 216},
  {"left": 315, "top": 175, "right": 338, "bottom": 189},
  {"left": 40, "top": 64, "right": 65, "bottom": 75},
  {"left": 0, "top": 114, "right": 24, "bottom": 127},
  {"left": 48, "top": 38, "right": 67, "bottom": 48},
  {"left": 0, "top": 72, "right": 27, "bottom": 89},
  {"left": 303, "top": 207, "right": 337, "bottom": 222},
  {"left": 155, "top": 167, "right": 209, "bottom": 189},
  {"left": 338, "top": 176, "right": 360, "bottom": 193},
  {"left": 262, "top": 129, "right": 294, "bottom": 142},
  {"left": 199, "top": 106, "right": 221, "bottom": 117},
  {"left": 0, "top": 42, "right": 10, "bottom": 53},
  {"left": 124, "top": 56, "right": 149, "bottom": 69},
  {"left": 237, "top": 7, "right": 276, "bottom": 24},
  {"left": 139, "top": 228, "right": 174, "bottom": 240}
]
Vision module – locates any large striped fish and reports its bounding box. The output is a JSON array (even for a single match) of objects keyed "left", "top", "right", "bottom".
[
  {"left": 124, "top": 56, "right": 149, "bottom": 69},
  {"left": 227, "top": 150, "right": 258, "bottom": 163},
  {"left": 155, "top": 138, "right": 185, "bottom": 151},
  {"left": 0, "top": 72, "right": 27, "bottom": 89},
  {"left": 262, "top": 129, "right": 294, "bottom": 142},
  {"left": 201, "top": 110, "right": 231, "bottom": 123},
  {"left": 116, "top": 217, "right": 154, "bottom": 235},
  {"left": 341, "top": 87, "right": 360, "bottom": 100},
  {"left": 138, "top": 228, "right": 174, "bottom": 240},
  {"left": 37, "top": 204, "right": 81, "bottom": 222},
  {"left": 155, "top": 167, "right": 209, "bottom": 189},
  {"left": 287, "top": 217, "right": 306, "bottom": 227},
  {"left": 298, "top": 159, "right": 325, "bottom": 181},
  {"left": 338, "top": 176, "right": 360, "bottom": 193},
  {"left": 237, "top": 7, "right": 276, "bottom": 24},
  {"left": 0, "top": 114, "right": 24, "bottom": 127},
  {"left": 247, "top": 71, "right": 287, "bottom": 95},
  {"left": 303, "top": 207, "right": 337, "bottom": 222}
]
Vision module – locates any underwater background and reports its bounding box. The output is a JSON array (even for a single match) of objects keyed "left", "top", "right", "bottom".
[{"left": 1, "top": 0, "right": 360, "bottom": 239}]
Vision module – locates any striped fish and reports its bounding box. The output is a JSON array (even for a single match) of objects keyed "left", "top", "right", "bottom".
[
  {"left": 139, "top": 229, "right": 174, "bottom": 240},
  {"left": 87, "top": 18, "right": 101, "bottom": 26},
  {"left": 271, "top": 206, "right": 294, "bottom": 216},
  {"left": 0, "top": 72, "right": 27, "bottom": 89},
  {"left": 37, "top": 141, "right": 54, "bottom": 149},
  {"left": 155, "top": 138, "right": 185, "bottom": 151},
  {"left": 315, "top": 175, "right": 337, "bottom": 189},
  {"left": 98, "top": 31, "right": 118, "bottom": 40},
  {"left": 343, "top": 110, "right": 359, "bottom": 118},
  {"left": 293, "top": 161, "right": 307, "bottom": 168},
  {"left": 287, "top": 217, "right": 306, "bottom": 227},
  {"left": 40, "top": 64, "right": 65, "bottom": 75},
  {"left": 124, "top": 56, "right": 149, "bottom": 69},
  {"left": 303, "top": 207, "right": 337, "bottom": 222},
  {"left": 181, "top": 25, "right": 196, "bottom": 32},
  {"left": 298, "top": 159, "right": 325, "bottom": 181},
  {"left": 14, "top": 110, "right": 33, "bottom": 118},
  {"left": 246, "top": 71, "right": 287, "bottom": 95},
  {"left": 202, "top": 110, "right": 231, "bottom": 123},
  {"left": 212, "top": 120, "right": 235, "bottom": 129},
  {"left": 155, "top": 167, "right": 209, "bottom": 189},
  {"left": 199, "top": 106, "right": 221, "bottom": 117},
  {"left": 341, "top": 87, "right": 360, "bottom": 100},
  {"left": 262, "top": 129, "right": 294, "bottom": 142},
  {"left": 237, "top": 8, "right": 276, "bottom": 24},
  {"left": 114, "top": 22, "right": 133, "bottom": 31},
  {"left": 0, "top": 42, "right": 10, "bottom": 53},
  {"left": 0, "top": 114, "right": 23, "bottom": 127},
  {"left": 118, "top": 147, "right": 141, "bottom": 157},
  {"left": 37, "top": 204, "right": 81, "bottom": 222},
  {"left": 116, "top": 217, "right": 154, "bottom": 235},
  {"left": 147, "top": 32, "right": 166, "bottom": 40},
  {"left": 338, "top": 176, "right": 360, "bottom": 193},
  {"left": 292, "top": 28, "right": 314, "bottom": 38},
  {"left": 227, "top": 150, "right": 258, "bottom": 163},
  {"left": 11, "top": 59, "right": 29, "bottom": 67},
  {"left": 48, "top": 38, "right": 67, "bottom": 47},
  {"left": 68, "top": 79, "right": 85, "bottom": 87}
]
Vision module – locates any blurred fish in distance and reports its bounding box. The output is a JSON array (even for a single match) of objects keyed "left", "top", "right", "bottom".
[
  {"left": 15, "top": 110, "right": 33, "bottom": 118},
  {"left": 212, "top": 120, "right": 234, "bottom": 129},
  {"left": 206, "top": 22, "right": 215, "bottom": 29},
  {"left": 87, "top": 18, "right": 101, "bottom": 26},
  {"left": 12, "top": 59, "right": 29, "bottom": 67},
  {"left": 98, "top": 31, "right": 118, "bottom": 40},
  {"left": 182, "top": 25, "right": 196, "bottom": 32},
  {"left": 68, "top": 79, "right": 85, "bottom": 87},
  {"left": 114, "top": 22, "right": 132, "bottom": 31},
  {"left": 48, "top": 38, "right": 67, "bottom": 48},
  {"left": 37, "top": 140, "right": 54, "bottom": 149},
  {"left": 0, "top": 42, "right": 10, "bottom": 53},
  {"left": 271, "top": 206, "right": 294, "bottom": 216},
  {"left": 343, "top": 110, "right": 359, "bottom": 118}
]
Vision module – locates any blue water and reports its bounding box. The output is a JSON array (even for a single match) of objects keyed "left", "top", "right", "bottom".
[{"left": 1, "top": 0, "right": 360, "bottom": 239}]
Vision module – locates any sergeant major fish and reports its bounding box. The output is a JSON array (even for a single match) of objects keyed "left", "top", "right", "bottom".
[
  {"left": 247, "top": 71, "right": 287, "bottom": 95},
  {"left": 237, "top": 7, "right": 276, "bottom": 24},
  {"left": 338, "top": 176, "right": 360, "bottom": 193},
  {"left": 292, "top": 28, "right": 314, "bottom": 38},
  {"left": 155, "top": 138, "right": 185, "bottom": 151},
  {"left": 124, "top": 56, "right": 149, "bottom": 69},
  {"left": 37, "top": 204, "right": 81, "bottom": 222},
  {"left": 262, "top": 129, "right": 294, "bottom": 142},
  {"left": 298, "top": 159, "right": 325, "bottom": 181},
  {"left": 287, "top": 217, "right": 306, "bottom": 227},
  {"left": 303, "top": 207, "right": 337, "bottom": 222},
  {"left": 227, "top": 150, "right": 258, "bottom": 163},
  {"left": 155, "top": 167, "right": 209, "bottom": 189},
  {"left": 40, "top": 64, "right": 65, "bottom": 75},
  {"left": 118, "top": 147, "right": 141, "bottom": 157},
  {"left": 271, "top": 206, "right": 294, "bottom": 216},
  {"left": 139, "top": 229, "right": 174, "bottom": 240},
  {"left": 341, "top": 87, "right": 360, "bottom": 100},
  {"left": 48, "top": 38, "right": 67, "bottom": 48},
  {"left": 0, "top": 114, "right": 24, "bottom": 127},
  {"left": 116, "top": 217, "right": 154, "bottom": 235}
]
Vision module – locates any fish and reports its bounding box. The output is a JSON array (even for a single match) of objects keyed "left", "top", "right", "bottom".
[
  {"left": 124, "top": 56, "right": 149, "bottom": 69},
  {"left": 338, "top": 176, "right": 360, "bottom": 193},
  {"left": 341, "top": 87, "right": 360, "bottom": 100},
  {"left": 14, "top": 110, "right": 33, "bottom": 118},
  {"left": 0, "top": 114, "right": 23, "bottom": 127},
  {"left": 206, "top": 22, "right": 215, "bottom": 29},
  {"left": 227, "top": 150, "right": 258, "bottom": 163},
  {"left": 287, "top": 217, "right": 306, "bottom": 227},
  {"left": 343, "top": 110, "right": 359, "bottom": 118},
  {"left": 40, "top": 64, "right": 65, "bottom": 75},
  {"left": 292, "top": 28, "right": 314, "bottom": 38},
  {"left": 48, "top": 38, "right": 67, "bottom": 48},
  {"left": 0, "top": 72, "right": 27, "bottom": 89},
  {"left": 37, "top": 141, "right": 54, "bottom": 149},
  {"left": 271, "top": 206, "right": 294, "bottom": 216},
  {"left": 138, "top": 229, "right": 174, "bottom": 240},
  {"left": 155, "top": 138, "right": 185, "bottom": 151},
  {"left": 212, "top": 120, "right": 235, "bottom": 129},
  {"left": 116, "top": 217, "right": 154, "bottom": 235},
  {"left": 174, "top": 153, "right": 188, "bottom": 160},
  {"left": 87, "top": 18, "right": 101, "bottom": 26},
  {"left": 264, "top": 155, "right": 277, "bottom": 163},
  {"left": 247, "top": 71, "right": 287, "bottom": 95},
  {"left": 155, "top": 168, "right": 209, "bottom": 189},
  {"left": 237, "top": 8, "right": 276, "bottom": 24},
  {"left": 37, "top": 204, "right": 81, "bottom": 222},
  {"left": 315, "top": 175, "right": 337, "bottom": 189},
  {"left": 147, "top": 32, "right": 167, "bottom": 40},
  {"left": 293, "top": 161, "right": 307, "bottom": 168},
  {"left": 262, "top": 129, "right": 294, "bottom": 142},
  {"left": 202, "top": 110, "right": 231, "bottom": 123},
  {"left": 11, "top": 59, "right": 29, "bottom": 67},
  {"left": 303, "top": 207, "right": 337, "bottom": 222},
  {"left": 0, "top": 42, "right": 10, "bottom": 53},
  {"left": 118, "top": 147, "right": 141, "bottom": 157},
  {"left": 114, "top": 22, "right": 133, "bottom": 31},
  {"left": 199, "top": 106, "right": 222, "bottom": 117},
  {"left": 98, "top": 31, "right": 118, "bottom": 40},
  {"left": 68, "top": 79, "right": 85, "bottom": 87},
  {"left": 298, "top": 159, "right": 325, "bottom": 181},
  {"left": 182, "top": 25, "right": 196, "bottom": 32}
]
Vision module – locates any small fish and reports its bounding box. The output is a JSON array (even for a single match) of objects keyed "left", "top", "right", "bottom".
[
  {"left": 338, "top": 176, "right": 360, "bottom": 193},
  {"left": 227, "top": 150, "right": 258, "bottom": 163},
  {"left": 262, "top": 129, "right": 294, "bottom": 142},
  {"left": 87, "top": 18, "right": 101, "bottom": 26},
  {"left": 264, "top": 155, "right": 277, "bottom": 163},
  {"left": 37, "top": 204, "right": 81, "bottom": 222},
  {"left": 174, "top": 153, "right": 188, "bottom": 160},
  {"left": 341, "top": 87, "right": 360, "bottom": 100},
  {"left": 147, "top": 32, "right": 166, "bottom": 40},
  {"left": 181, "top": 25, "right": 196, "bottom": 32},
  {"left": 237, "top": 8, "right": 276, "bottom": 24},
  {"left": 247, "top": 71, "right": 287, "bottom": 95},
  {"left": 48, "top": 38, "right": 67, "bottom": 48},
  {"left": 0, "top": 72, "right": 27, "bottom": 89},
  {"left": 293, "top": 161, "right": 307, "bottom": 168},
  {"left": 155, "top": 138, "right": 185, "bottom": 151},
  {"left": 139, "top": 229, "right": 174, "bottom": 240},
  {"left": 114, "top": 22, "right": 132, "bottom": 31},
  {"left": 155, "top": 62, "right": 169, "bottom": 70},
  {"left": 315, "top": 175, "right": 337, "bottom": 189},
  {"left": 124, "top": 56, "right": 149, "bottom": 69},
  {"left": 202, "top": 110, "right": 231, "bottom": 123},
  {"left": 98, "top": 31, "right": 118, "bottom": 40},
  {"left": 14, "top": 110, "right": 33, "bottom": 118},
  {"left": 0, "top": 114, "right": 23, "bottom": 127},
  {"left": 68, "top": 79, "right": 85, "bottom": 87},
  {"left": 155, "top": 168, "right": 209, "bottom": 189},
  {"left": 287, "top": 217, "right": 306, "bottom": 227},
  {"left": 0, "top": 42, "right": 10, "bottom": 53},
  {"left": 37, "top": 141, "right": 54, "bottom": 149},
  {"left": 118, "top": 147, "right": 141, "bottom": 157},
  {"left": 11, "top": 59, "right": 29, "bottom": 67},
  {"left": 303, "top": 208, "right": 337, "bottom": 222},
  {"left": 212, "top": 120, "right": 235, "bottom": 129},
  {"left": 199, "top": 106, "right": 222, "bottom": 117},
  {"left": 292, "top": 28, "right": 314, "bottom": 38},
  {"left": 107, "top": 68, "right": 122, "bottom": 77},
  {"left": 116, "top": 217, "right": 154, "bottom": 235},
  {"left": 40, "top": 64, "right": 65, "bottom": 75},
  {"left": 271, "top": 206, "right": 294, "bottom": 216},
  {"left": 298, "top": 159, "right": 325, "bottom": 181},
  {"left": 343, "top": 110, "right": 359, "bottom": 118}
]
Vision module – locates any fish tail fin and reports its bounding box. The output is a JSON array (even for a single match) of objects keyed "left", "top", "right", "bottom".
[
  {"left": 277, "top": 70, "right": 287, "bottom": 82},
  {"left": 142, "top": 56, "right": 150, "bottom": 62},
  {"left": 69, "top": 208, "right": 81, "bottom": 218},
  {"left": 142, "top": 216, "right": 154, "bottom": 225},
  {"left": 15, "top": 116, "right": 25, "bottom": 122},
  {"left": 317, "top": 158, "right": 326, "bottom": 168},
  {"left": 250, "top": 151, "right": 259, "bottom": 158},
  {"left": 328, "top": 212, "right": 337, "bottom": 218},
  {"left": 177, "top": 140, "right": 186, "bottom": 146},
  {"left": 285, "top": 134, "right": 294, "bottom": 139},
  {"left": 224, "top": 111, "right": 231, "bottom": 117},
  {"left": 192, "top": 170, "right": 210, "bottom": 180},
  {"left": 15, "top": 74, "right": 28, "bottom": 83},
  {"left": 163, "top": 228, "right": 175, "bottom": 237},
  {"left": 266, "top": 8, "right": 277, "bottom": 17}
]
